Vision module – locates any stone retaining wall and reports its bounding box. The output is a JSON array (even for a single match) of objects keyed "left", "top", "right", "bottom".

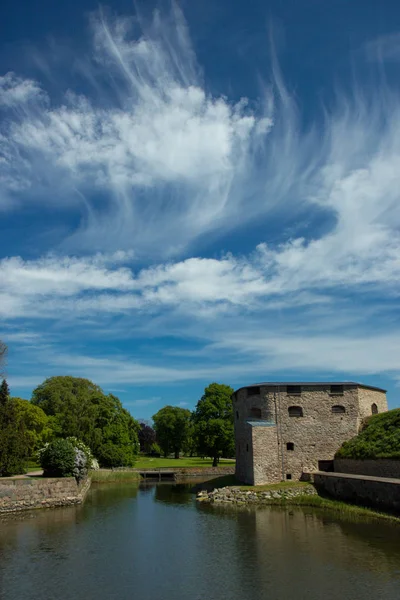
[
  {"left": 334, "top": 458, "right": 400, "bottom": 479},
  {"left": 0, "top": 477, "right": 91, "bottom": 514},
  {"left": 197, "top": 484, "right": 317, "bottom": 504},
  {"left": 117, "top": 466, "right": 235, "bottom": 478},
  {"left": 314, "top": 471, "right": 400, "bottom": 513}
]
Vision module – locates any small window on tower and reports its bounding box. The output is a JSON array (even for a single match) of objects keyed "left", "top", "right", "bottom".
[
  {"left": 247, "top": 386, "right": 260, "bottom": 396},
  {"left": 286, "top": 474, "right": 292, "bottom": 480},
  {"left": 330, "top": 385, "right": 344, "bottom": 395},
  {"left": 332, "top": 405, "right": 346, "bottom": 414},
  {"left": 249, "top": 407, "right": 262, "bottom": 419},
  {"left": 287, "top": 385, "right": 301, "bottom": 396},
  {"left": 371, "top": 403, "right": 378, "bottom": 415},
  {"left": 288, "top": 406, "right": 303, "bottom": 417},
  {"left": 236, "top": 410, "right": 239, "bottom": 420},
  {"left": 286, "top": 442, "right": 294, "bottom": 451}
]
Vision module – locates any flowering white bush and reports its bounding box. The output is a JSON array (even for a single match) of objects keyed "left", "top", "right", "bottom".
[{"left": 38, "top": 438, "right": 99, "bottom": 481}]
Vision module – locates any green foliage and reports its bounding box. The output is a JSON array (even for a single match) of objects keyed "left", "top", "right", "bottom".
[
  {"left": 192, "top": 382, "right": 235, "bottom": 466},
  {"left": 149, "top": 442, "right": 162, "bottom": 456},
  {"left": 0, "top": 380, "right": 28, "bottom": 476},
  {"left": 13, "top": 398, "right": 53, "bottom": 454},
  {"left": 39, "top": 439, "right": 76, "bottom": 478},
  {"left": 336, "top": 409, "right": 400, "bottom": 459},
  {"left": 31, "top": 376, "right": 139, "bottom": 467},
  {"left": 0, "top": 378, "right": 10, "bottom": 405},
  {"left": 152, "top": 406, "right": 192, "bottom": 458}
]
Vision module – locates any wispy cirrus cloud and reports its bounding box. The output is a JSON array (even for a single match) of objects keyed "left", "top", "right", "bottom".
[
  {"left": 1, "top": 5, "right": 400, "bottom": 398},
  {"left": 365, "top": 32, "right": 400, "bottom": 62}
]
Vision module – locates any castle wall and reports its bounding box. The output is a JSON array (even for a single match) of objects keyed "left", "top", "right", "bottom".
[
  {"left": 357, "top": 387, "right": 388, "bottom": 420},
  {"left": 278, "top": 385, "right": 360, "bottom": 481},
  {"left": 252, "top": 425, "right": 281, "bottom": 485},
  {"left": 234, "top": 383, "right": 387, "bottom": 485}
]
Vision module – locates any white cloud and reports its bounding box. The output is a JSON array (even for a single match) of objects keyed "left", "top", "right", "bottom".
[
  {"left": 0, "top": 72, "right": 44, "bottom": 107},
  {"left": 1, "top": 8, "right": 400, "bottom": 395},
  {"left": 365, "top": 32, "right": 400, "bottom": 62}
]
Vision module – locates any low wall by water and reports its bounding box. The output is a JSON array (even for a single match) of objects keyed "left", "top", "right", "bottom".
[
  {"left": 314, "top": 471, "right": 400, "bottom": 513},
  {"left": 334, "top": 458, "right": 400, "bottom": 479},
  {"left": 0, "top": 477, "right": 91, "bottom": 514},
  {"left": 116, "top": 466, "right": 235, "bottom": 478}
]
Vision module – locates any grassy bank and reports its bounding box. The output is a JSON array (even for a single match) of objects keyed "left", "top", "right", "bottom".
[
  {"left": 133, "top": 457, "right": 235, "bottom": 469},
  {"left": 268, "top": 494, "right": 400, "bottom": 523},
  {"left": 196, "top": 475, "right": 400, "bottom": 523}
]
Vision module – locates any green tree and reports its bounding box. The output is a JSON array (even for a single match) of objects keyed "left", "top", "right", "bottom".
[
  {"left": 152, "top": 406, "right": 191, "bottom": 459},
  {"left": 193, "top": 382, "right": 235, "bottom": 466},
  {"left": 0, "top": 380, "right": 28, "bottom": 476},
  {"left": 13, "top": 398, "right": 53, "bottom": 455},
  {"left": 0, "top": 340, "right": 7, "bottom": 378},
  {"left": 31, "top": 376, "right": 140, "bottom": 467}
]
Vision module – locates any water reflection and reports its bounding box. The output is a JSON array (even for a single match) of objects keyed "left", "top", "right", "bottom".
[{"left": 0, "top": 482, "right": 399, "bottom": 600}]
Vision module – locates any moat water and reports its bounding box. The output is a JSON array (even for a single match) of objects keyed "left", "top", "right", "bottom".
[{"left": 1, "top": 482, "right": 400, "bottom": 600}]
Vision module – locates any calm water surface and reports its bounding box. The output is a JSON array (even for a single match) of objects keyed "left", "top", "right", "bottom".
[{"left": 1, "top": 482, "right": 400, "bottom": 600}]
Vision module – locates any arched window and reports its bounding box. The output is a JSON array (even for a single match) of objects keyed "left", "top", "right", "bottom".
[
  {"left": 286, "top": 442, "right": 294, "bottom": 451},
  {"left": 288, "top": 406, "right": 303, "bottom": 417},
  {"left": 332, "top": 405, "right": 346, "bottom": 414},
  {"left": 249, "top": 407, "right": 262, "bottom": 419},
  {"left": 371, "top": 403, "right": 378, "bottom": 415},
  {"left": 247, "top": 386, "right": 260, "bottom": 396}
]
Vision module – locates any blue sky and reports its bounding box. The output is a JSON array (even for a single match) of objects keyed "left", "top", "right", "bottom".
[{"left": 1, "top": 0, "right": 400, "bottom": 419}]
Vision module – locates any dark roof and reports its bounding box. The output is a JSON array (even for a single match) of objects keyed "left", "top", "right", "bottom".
[{"left": 234, "top": 381, "right": 387, "bottom": 393}]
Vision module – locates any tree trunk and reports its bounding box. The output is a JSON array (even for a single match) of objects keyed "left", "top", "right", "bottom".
[
  {"left": 174, "top": 450, "right": 179, "bottom": 459},
  {"left": 213, "top": 456, "right": 219, "bottom": 467}
]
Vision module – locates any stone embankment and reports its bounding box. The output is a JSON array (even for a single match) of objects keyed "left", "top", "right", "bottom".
[
  {"left": 197, "top": 485, "right": 318, "bottom": 504},
  {"left": 0, "top": 477, "right": 91, "bottom": 514}
]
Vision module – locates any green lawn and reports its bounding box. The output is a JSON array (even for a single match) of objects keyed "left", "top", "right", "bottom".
[
  {"left": 24, "top": 461, "right": 41, "bottom": 473},
  {"left": 133, "top": 457, "right": 235, "bottom": 469}
]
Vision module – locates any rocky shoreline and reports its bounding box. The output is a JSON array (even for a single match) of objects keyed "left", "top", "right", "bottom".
[{"left": 196, "top": 484, "right": 318, "bottom": 504}]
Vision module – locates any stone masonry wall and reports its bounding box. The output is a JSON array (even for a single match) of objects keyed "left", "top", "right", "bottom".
[
  {"left": 334, "top": 459, "right": 400, "bottom": 479},
  {"left": 234, "top": 383, "right": 388, "bottom": 485},
  {"left": 252, "top": 425, "right": 281, "bottom": 485},
  {"left": 314, "top": 471, "right": 400, "bottom": 513},
  {"left": 357, "top": 387, "right": 388, "bottom": 420},
  {"left": 279, "top": 385, "right": 360, "bottom": 481},
  {"left": 0, "top": 477, "right": 91, "bottom": 514}
]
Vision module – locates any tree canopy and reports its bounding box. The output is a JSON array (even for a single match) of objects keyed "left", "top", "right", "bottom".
[
  {"left": 192, "top": 382, "right": 235, "bottom": 466},
  {"left": 13, "top": 398, "right": 53, "bottom": 454},
  {"left": 152, "top": 406, "right": 191, "bottom": 458},
  {"left": 31, "top": 376, "right": 140, "bottom": 467},
  {"left": 0, "top": 379, "right": 28, "bottom": 476},
  {"left": 138, "top": 422, "right": 157, "bottom": 454}
]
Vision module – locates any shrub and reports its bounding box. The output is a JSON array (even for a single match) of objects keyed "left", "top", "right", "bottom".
[
  {"left": 336, "top": 409, "right": 400, "bottom": 460},
  {"left": 39, "top": 437, "right": 96, "bottom": 481},
  {"left": 39, "top": 439, "right": 76, "bottom": 477}
]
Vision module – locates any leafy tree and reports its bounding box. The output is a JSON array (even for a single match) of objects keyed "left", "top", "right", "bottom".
[
  {"left": 182, "top": 421, "right": 196, "bottom": 457},
  {"left": 0, "top": 380, "right": 28, "bottom": 476},
  {"left": 193, "top": 383, "right": 235, "bottom": 466},
  {"left": 0, "top": 378, "right": 9, "bottom": 405},
  {"left": 138, "top": 422, "right": 156, "bottom": 454},
  {"left": 152, "top": 406, "right": 191, "bottom": 458},
  {"left": 0, "top": 340, "right": 7, "bottom": 378},
  {"left": 31, "top": 376, "right": 140, "bottom": 467},
  {"left": 13, "top": 398, "right": 53, "bottom": 454}
]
